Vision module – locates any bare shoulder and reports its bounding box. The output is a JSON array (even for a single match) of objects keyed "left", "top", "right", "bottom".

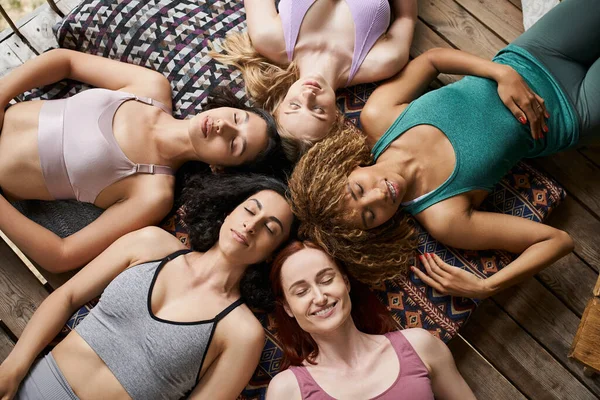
[
  {"left": 266, "top": 370, "right": 302, "bottom": 400},
  {"left": 401, "top": 328, "right": 449, "bottom": 372},
  {"left": 220, "top": 305, "right": 265, "bottom": 346},
  {"left": 126, "top": 226, "right": 187, "bottom": 265},
  {"left": 129, "top": 178, "right": 175, "bottom": 213},
  {"left": 416, "top": 195, "right": 472, "bottom": 240}
]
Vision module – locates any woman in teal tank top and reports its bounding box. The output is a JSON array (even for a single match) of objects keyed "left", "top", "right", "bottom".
[{"left": 289, "top": 0, "right": 598, "bottom": 298}]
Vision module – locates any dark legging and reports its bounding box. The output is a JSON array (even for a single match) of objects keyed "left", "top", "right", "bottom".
[{"left": 513, "top": 0, "right": 600, "bottom": 139}]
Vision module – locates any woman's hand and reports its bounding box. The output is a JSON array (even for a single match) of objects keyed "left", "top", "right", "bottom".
[
  {"left": 495, "top": 64, "right": 549, "bottom": 140},
  {"left": 0, "top": 363, "right": 25, "bottom": 400},
  {"left": 411, "top": 253, "right": 491, "bottom": 299}
]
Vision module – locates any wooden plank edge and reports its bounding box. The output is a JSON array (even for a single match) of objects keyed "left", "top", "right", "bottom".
[{"left": 0, "top": 230, "right": 47, "bottom": 287}]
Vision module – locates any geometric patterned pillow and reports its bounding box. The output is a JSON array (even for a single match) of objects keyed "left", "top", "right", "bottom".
[{"left": 49, "top": 1, "right": 567, "bottom": 399}]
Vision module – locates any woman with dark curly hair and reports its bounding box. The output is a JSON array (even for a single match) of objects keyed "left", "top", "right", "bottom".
[
  {"left": 266, "top": 241, "right": 475, "bottom": 399},
  {"left": 0, "top": 173, "right": 295, "bottom": 400},
  {"left": 213, "top": 0, "right": 417, "bottom": 162},
  {"left": 289, "top": 0, "right": 599, "bottom": 297},
  {"left": 0, "top": 48, "right": 282, "bottom": 273}
]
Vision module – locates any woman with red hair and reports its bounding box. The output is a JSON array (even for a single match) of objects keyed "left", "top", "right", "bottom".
[{"left": 267, "top": 241, "right": 475, "bottom": 399}]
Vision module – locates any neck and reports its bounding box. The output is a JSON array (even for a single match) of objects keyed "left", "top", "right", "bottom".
[
  {"left": 295, "top": 52, "right": 347, "bottom": 90},
  {"left": 377, "top": 149, "right": 427, "bottom": 203},
  {"left": 151, "top": 113, "right": 201, "bottom": 170},
  {"left": 309, "top": 318, "right": 373, "bottom": 369},
  {"left": 186, "top": 246, "right": 248, "bottom": 295}
]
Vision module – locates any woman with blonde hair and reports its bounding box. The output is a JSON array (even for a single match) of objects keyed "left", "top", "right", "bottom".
[
  {"left": 288, "top": 0, "right": 600, "bottom": 298},
  {"left": 213, "top": 0, "right": 417, "bottom": 162}
]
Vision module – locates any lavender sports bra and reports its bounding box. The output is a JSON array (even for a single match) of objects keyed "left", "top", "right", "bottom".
[
  {"left": 278, "top": 0, "right": 391, "bottom": 85},
  {"left": 38, "top": 88, "right": 175, "bottom": 204},
  {"left": 288, "top": 330, "right": 434, "bottom": 399}
]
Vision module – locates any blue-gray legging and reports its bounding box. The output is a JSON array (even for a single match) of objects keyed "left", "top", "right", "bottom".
[
  {"left": 15, "top": 353, "right": 79, "bottom": 400},
  {"left": 513, "top": 0, "right": 600, "bottom": 140}
]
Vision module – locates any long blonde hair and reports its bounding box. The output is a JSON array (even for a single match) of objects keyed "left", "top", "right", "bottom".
[
  {"left": 212, "top": 32, "right": 347, "bottom": 163},
  {"left": 288, "top": 127, "right": 417, "bottom": 284}
]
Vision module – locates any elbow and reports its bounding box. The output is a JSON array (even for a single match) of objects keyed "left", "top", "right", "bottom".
[
  {"left": 555, "top": 230, "right": 574, "bottom": 255},
  {"left": 359, "top": 102, "right": 382, "bottom": 132},
  {"left": 41, "top": 241, "right": 83, "bottom": 273}
]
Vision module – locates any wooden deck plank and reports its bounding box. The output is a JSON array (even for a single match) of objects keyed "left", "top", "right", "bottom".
[
  {"left": 0, "top": 327, "right": 15, "bottom": 362},
  {"left": 418, "top": 0, "right": 505, "bottom": 60},
  {"left": 537, "top": 253, "right": 598, "bottom": 318},
  {"left": 493, "top": 279, "right": 600, "bottom": 396},
  {"left": 0, "top": 41, "right": 27, "bottom": 78},
  {"left": 411, "top": 19, "right": 459, "bottom": 85},
  {"left": 507, "top": 0, "right": 522, "bottom": 11},
  {"left": 579, "top": 145, "right": 600, "bottom": 170},
  {"left": 17, "top": 5, "right": 61, "bottom": 53},
  {"left": 454, "top": 0, "right": 524, "bottom": 44},
  {"left": 533, "top": 151, "right": 600, "bottom": 219},
  {"left": 546, "top": 196, "right": 600, "bottom": 272},
  {"left": 0, "top": 240, "right": 49, "bottom": 338},
  {"left": 448, "top": 335, "right": 527, "bottom": 399},
  {"left": 462, "top": 301, "right": 597, "bottom": 400}
]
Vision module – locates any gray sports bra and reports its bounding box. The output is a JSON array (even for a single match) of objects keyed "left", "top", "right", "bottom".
[{"left": 75, "top": 250, "right": 244, "bottom": 399}]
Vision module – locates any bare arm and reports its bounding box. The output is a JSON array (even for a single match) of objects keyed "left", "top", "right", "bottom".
[
  {"left": 266, "top": 370, "right": 302, "bottom": 400},
  {"left": 414, "top": 202, "right": 574, "bottom": 298},
  {"left": 243, "top": 0, "right": 284, "bottom": 58},
  {"left": 360, "top": 48, "right": 548, "bottom": 143},
  {"left": 189, "top": 315, "right": 264, "bottom": 400},
  {"left": 0, "top": 48, "right": 172, "bottom": 109},
  {"left": 403, "top": 329, "right": 476, "bottom": 400},
  {"left": 0, "top": 188, "right": 173, "bottom": 272},
  {"left": 0, "top": 227, "right": 183, "bottom": 398},
  {"left": 353, "top": 0, "right": 417, "bottom": 84}
]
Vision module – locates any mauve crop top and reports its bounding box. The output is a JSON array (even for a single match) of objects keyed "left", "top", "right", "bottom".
[{"left": 38, "top": 88, "right": 175, "bottom": 204}]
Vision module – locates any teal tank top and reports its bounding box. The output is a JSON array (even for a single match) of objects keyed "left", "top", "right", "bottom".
[{"left": 371, "top": 44, "right": 578, "bottom": 215}]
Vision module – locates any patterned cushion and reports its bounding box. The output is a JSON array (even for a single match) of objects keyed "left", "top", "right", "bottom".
[{"left": 46, "top": 1, "right": 566, "bottom": 399}]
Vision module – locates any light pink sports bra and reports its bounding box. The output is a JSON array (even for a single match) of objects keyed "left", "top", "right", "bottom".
[
  {"left": 38, "top": 88, "right": 175, "bottom": 204},
  {"left": 278, "top": 0, "right": 391, "bottom": 85},
  {"left": 288, "top": 330, "right": 434, "bottom": 400}
]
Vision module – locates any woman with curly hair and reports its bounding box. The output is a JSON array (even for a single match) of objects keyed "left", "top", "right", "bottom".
[
  {"left": 289, "top": 0, "right": 600, "bottom": 297},
  {"left": 0, "top": 48, "right": 282, "bottom": 273},
  {"left": 0, "top": 173, "right": 295, "bottom": 400},
  {"left": 213, "top": 0, "right": 417, "bottom": 162},
  {"left": 266, "top": 241, "right": 475, "bottom": 399}
]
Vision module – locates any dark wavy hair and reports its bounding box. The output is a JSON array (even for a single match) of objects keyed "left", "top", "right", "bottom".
[
  {"left": 204, "top": 86, "right": 291, "bottom": 176},
  {"left": 175, "top": 87, "right": 291, "bottom": 199},
  {"left": 181, "top": 172, "right": 297, "bottom": 310}
]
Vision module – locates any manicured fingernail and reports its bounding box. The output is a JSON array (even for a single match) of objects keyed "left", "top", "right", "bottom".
[
  {"left": 543, "top": 125, "right": 548, "bottom": 133},
  {"left": 545, "top": 112, "right": 550, "bottom": 118},
  {"left": 518, "top": 117, "right": 526, "bottom": 124}
]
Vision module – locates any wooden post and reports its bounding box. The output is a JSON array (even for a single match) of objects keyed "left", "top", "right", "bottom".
[
  {"left": 46, "top": 0, "right": 65, "bottom": 18},
  {"left": 0, "top": 4, "right": 39, "bottom": 55}
]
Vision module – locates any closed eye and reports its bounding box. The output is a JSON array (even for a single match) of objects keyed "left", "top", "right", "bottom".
[
  {"left": 244, "top": 207, "right": 255, "bottom": 215},
  {"left": 356, "top": 183, "right": 364, "bottom": 196},
  {"left": 265, "top": 223, "right": 274, "bottom": 234},
  {"left": 234, "top": 112, "right": 238, "bottom": 124}
]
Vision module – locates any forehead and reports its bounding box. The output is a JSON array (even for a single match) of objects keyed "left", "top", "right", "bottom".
[
  {"left": 281, "top": 248, "right": 339, "bottom": 283},
  {"left": 241, "top": 190, "right": 293, "bottom": 224},
  {"left": 340, "top": 187, "right": 363, "bottom": 229},
  {"left": 277, "top": 111, "right": 330, "bottom": 141}
]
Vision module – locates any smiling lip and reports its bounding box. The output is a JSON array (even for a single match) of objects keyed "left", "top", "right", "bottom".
[
  {"left": 385, "top": 180, "right": 399, "bottom": 203},
  {"left": 311, "top": 301, "right": 338, "bottom": 318},
  {"left": 231, "top": 229, "right": 249, "bottom": 246}
]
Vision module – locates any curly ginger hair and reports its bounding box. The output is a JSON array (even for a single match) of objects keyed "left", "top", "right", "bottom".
[{"left": 288, "top": 126, "right": 417, "bottom": 284}]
